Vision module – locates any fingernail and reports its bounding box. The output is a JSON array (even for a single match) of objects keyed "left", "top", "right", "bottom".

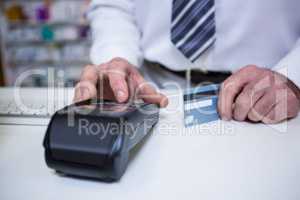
[
  {"left": 222, "top": 116, "right": 230, "bottom": 121},
  {"left": 117, "top": 90, "right": 126, "bottom": 101},
  {"left": 80, "top": 88, "right": 88, "bottom": 100},
  {"left": 160, "top": 96, "right": 169, "bottom": 108}
]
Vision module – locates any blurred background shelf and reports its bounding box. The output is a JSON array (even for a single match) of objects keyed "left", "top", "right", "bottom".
[
  {"left": 3, "top": 0, "right": 85, "bottom": 3},
  {"left": 7, "top": 21, "right": 89, "bottom": 27},
  {"left": 8, "top": 60, "right": 89, "bottom": 67},
  {"left": 6, "top": 39, "right": 91, "bottom": 47},
  {"left": 0, "top": 0, "right": 91, "bottom": 87}
]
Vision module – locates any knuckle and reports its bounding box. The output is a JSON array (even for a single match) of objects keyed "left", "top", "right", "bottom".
[
  {"left": 131, "top": 71, "right": 143, "bottom": 83},
  {"left": 110, "top": 58, "right": 129, "bottom": 68},
  {"left": 74, "top": 83, "right": 83, "bottom": 91},
  {"left": 110, "top": 65, "right": 129, "bottom": 74},
  {"left": 224, "top": 77, "right": 234, "bottom": 85},
  {"left": 244, "top": 87, "right": 256, "bottom": 101},
  {"left": 75, "top": 81, "right": 93, "bottom": 89},
  {"left": 108, "top": 69, "right": 125, "bottom": 77},
  {"left": 221, "top": 80, "right": 230, "bottom": 92},
  {"left": 235, "top": 95, "right": 250, "bottom": 111},
  {"left": 223, "top": 83, "right": 236, "bottom": 95},
  {"left": 112, "top": 79, "right": 126, "bottom": 87},
  {"left": 243, "top": 65, "right": 264, "bottom": 78},
  {"left": 81, "top": 65, "right": 94, "bottom": 75},
  {"left": 263, "top": 70, "right": 274, "bottom": 79},
  {"left": 243, "top": 65, "right": 258, "bottom": 72},
  {"left": 111, "top": 57, "right": 126, "bottom": 63},
  {"left": 261, "top": 70, "right": 275, "bottom": 86},
  {"left": 244, "top": 83, "right": 255, "bottom": 91},
  {"left": 74, "top": 82, "right": 82, "bottom": 91},
  {"left": 76, "top": 81, "right": 88, "bottom": 88},
  {"left": 97, "top": 64, "right": 108, "bottom": 72},
  {"left": 136, "top": 81, "right": 148, "bottom": 90},
  {"left": 220, "top": 82, "right": 226, "bottom": 91},
  {"left": 83, "top": 64, "right": 94, "bottom": 70}
]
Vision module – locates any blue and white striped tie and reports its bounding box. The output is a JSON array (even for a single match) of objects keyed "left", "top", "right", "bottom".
[{"left": 171, "top": 0, "right": 216, "bottom": 62}]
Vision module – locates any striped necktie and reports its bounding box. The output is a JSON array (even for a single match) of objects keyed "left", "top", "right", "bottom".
[{"left": 171, "top": 0, "right": 216, "bottom": 62}]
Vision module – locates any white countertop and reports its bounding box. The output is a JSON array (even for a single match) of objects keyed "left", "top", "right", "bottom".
[{"left": 0, "top": 88, "right": 300, "bottom": 200}]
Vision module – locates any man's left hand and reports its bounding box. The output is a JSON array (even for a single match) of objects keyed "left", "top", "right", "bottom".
[{"left": 218, "top": 65, "right": 300, "bottom": 124}]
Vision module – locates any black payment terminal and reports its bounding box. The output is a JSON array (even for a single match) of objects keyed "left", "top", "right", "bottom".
[{"left": 43, "top": 99, "right": 159, "bottom": 182}]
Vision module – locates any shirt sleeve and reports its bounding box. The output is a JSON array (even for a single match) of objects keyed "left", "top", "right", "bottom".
[
  {"left": 87, "top": 0, "right": 143, "bottom": 67},
  {"left": 273, "top": 38, "right": 300, "bottom": 88}
]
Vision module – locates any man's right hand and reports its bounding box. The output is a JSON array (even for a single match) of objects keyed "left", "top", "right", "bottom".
[{"left": 74, "top": 57, "right": 168, "bottom": 107}]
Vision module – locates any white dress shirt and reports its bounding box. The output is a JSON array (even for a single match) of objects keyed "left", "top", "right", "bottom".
[{"left": 88, "top": 0, "right": 300, "bottom": 87}]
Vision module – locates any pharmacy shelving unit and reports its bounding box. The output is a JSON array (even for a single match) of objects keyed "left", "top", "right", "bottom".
[{"left": 1, "top": 0, "right": 91, "bottom": 87}]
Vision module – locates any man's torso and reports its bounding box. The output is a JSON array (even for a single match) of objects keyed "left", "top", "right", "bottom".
[{"left": 134, "top": 0, "right": 300, "bottom": 71}]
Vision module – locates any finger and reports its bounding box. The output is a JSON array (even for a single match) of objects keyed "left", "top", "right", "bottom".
[
  {"left": 107, "top": 67, "right": 129, "bottom": 103},
  {"left": 94, "top": 64, "right": 117, "bottom": 100},
  {"left": 233, "top": 82, "right": 266, "bottom": 121},
  {"left": 80, "top": 65, "right": 99, "bottom": 83},
  {"left": 248, "top": 90, "right": 277, "bottom": 122},
  {"left": 218, "top": 65, "right": 260, "bottom": 120},
  {"left": 74, "top": 65, "right": 98, "bottom": 102},
  {"left": 138, "top": 82, "right": 169, "bottom": 107},
  {"left": 131, "top": 71, "right": 168, "bottom": 107},
  {"left": 262, "top": 101, "right": 287, "bottom": 124},
  {"left": 262, "top": 91, "right": 299, "bottom": 124},
  {"left": 74, "top": 81, "right": 97, "bottom": 102}
]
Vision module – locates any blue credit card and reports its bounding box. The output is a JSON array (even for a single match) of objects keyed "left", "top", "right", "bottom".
[{"left": 184, "top": 84, "right": 220, "bottom": 127}]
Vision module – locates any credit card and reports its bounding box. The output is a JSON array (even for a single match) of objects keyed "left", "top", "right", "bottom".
[{"left": 183, "top": 84, "right": 220, "bottom": 127}]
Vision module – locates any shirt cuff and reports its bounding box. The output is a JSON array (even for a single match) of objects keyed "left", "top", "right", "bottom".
[
  {"left": 90, "top": 44, "right": 143, "bottom": 68},
  {"left": 273, "top": 40, "right": 300, "bottom": 88}
]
